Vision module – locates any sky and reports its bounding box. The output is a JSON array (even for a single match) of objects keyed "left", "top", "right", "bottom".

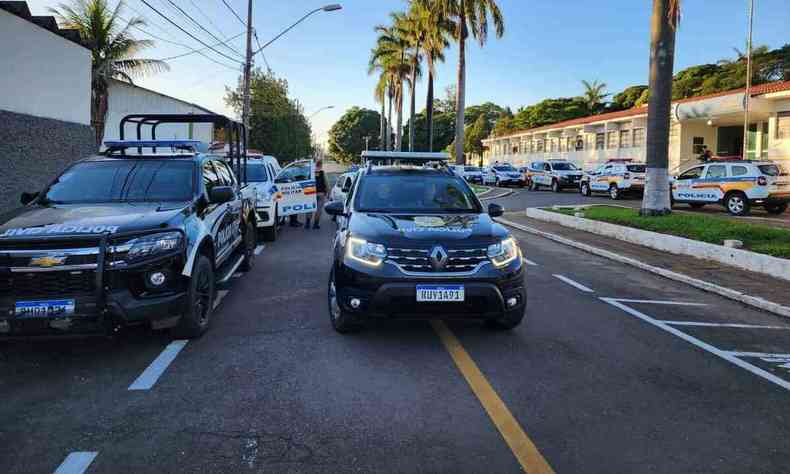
[{"left": 27, "top": 0, "right": 790, "bottom": 145}]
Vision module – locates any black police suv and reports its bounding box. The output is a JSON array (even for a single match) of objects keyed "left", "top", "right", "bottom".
[
  {"left": 323, "top": 153, "right": 526, "bottom": 333},
  {"left": 0, "top": 124, "right": 257, "bottom": 338}
]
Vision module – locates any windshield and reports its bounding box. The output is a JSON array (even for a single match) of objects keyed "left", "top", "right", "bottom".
[
  {"left": 355, "top": 175, "right": 480, "bottom": 213},
  {"left": 627, "top": 164, "right": 646, "bottom": 173},
  {"left": 493, "top": 165, "right": 516, "bottom": 171},
  {"left": 465, "top": 166, "right": 481, "bottom": 172},
  {"left": 550, "top": 162, "right": 578, "bottom": 171},
  {"left": 245, "top": 163, "right": 269, "bottom": 182},
  {"left": 43, "top": 160, "right": 195, "bottom": 204}
]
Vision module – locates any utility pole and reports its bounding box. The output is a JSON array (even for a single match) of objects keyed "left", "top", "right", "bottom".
[
  {"left": 742, "top": 0, "right": 755, "bottom": 160},
  {"left": 242, "top": 0, "right": 254, "bottom": 147},
  {"left": 364, "top": 136, "right": 371, "bottom": 151}
]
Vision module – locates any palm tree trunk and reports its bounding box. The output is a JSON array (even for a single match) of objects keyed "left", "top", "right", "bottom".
[
  {"left": 409, "top": 60, "right": 418, "bottom": 152},
  {"left": 91, "top": 82, "right": 109, "bottom": 146},
  {"left": 396, "top": 83, "right": 404, "bottom": 151},
  {"left": 387, "top": 85, "right": 393, "bottom": 151},
  {"left": 454, "top": 0, "right": 467, "bottom": 165},
  {"left": 380, "top": 100, "right": 386, "bottom": 151},
  {"left": 426, "top": 69, "right": 435, "bottom": 152},
  {"left": 641, "top": 0, "right": 676, "bottom": 216}
]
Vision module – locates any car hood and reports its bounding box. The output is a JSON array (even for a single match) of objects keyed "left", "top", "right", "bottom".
[
  {"left": 554, "top": 170, "right": 582, "bottom": 176},
  {"left": 0, "top": 202, "right": 190, "bottom": 239},
  {"left": 349, "top": 212, "right": 508, "bottom": 245}
]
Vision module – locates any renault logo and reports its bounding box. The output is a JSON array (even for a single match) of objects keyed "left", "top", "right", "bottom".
[
  {"left": 29, "top": 254, "right": 68, "bottom": 268},
  {"left": 429, "top": 246, "right": 448, "bottom": 271}
]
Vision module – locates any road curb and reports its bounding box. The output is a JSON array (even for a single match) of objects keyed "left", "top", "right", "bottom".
[
  {"left": 481, "top": 189, "right": 516, "bottom": 201},
  {"left": 497, "top": 217, "right": 790, "bottom": 320}
]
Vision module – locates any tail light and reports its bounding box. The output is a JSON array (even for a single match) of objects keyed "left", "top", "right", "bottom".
[
  {"left": 757, "top": 176, "right": 768, "bottom": 186},
  {"left": 624, "top": 173, "right": 631, "bottom": 180}
]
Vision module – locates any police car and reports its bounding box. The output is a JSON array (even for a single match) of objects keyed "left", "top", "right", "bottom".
[
  {"left": 237, "top": 154, "right": 281, "bottom": 241},
  {"left": 331, "top": 171, "right": 357, "bottom": 204},
  {"left": 580, "top": 159, "right": 646, "bottom": 199},
  {"left": 0, "top": 114, "right": 259, "bottom": 338},
  {"left": 451, "top": 165, "right": 484, "bottom": 184},
  {"left": 490, "top": 163, "right": 525, "bottom": 187},
  {"left": 526, "top": 160, "right": 583, "bottom": 192},
  {"left": 671, "top": 159, "right": 789, "bottom": 216}
]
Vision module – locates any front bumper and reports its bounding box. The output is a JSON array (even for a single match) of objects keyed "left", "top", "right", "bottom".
[
  {"left": 465, "top": 176, "right": 483, "bottom": 184},
  {"left": 255, "top": 204, "right": 276, "bottom": 227},
  {"left": 559, "top": 176, "right": 583, "bottom": 187}
]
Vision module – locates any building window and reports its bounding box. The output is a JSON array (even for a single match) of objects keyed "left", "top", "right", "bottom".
[
  {"left": 692, "top": 136, "right": 705, "bottom": 155},
  {"left": 777, "top": 112, "right": 790, "bottom": 140},
  {"left": 619, "top": 129, "right": 631, "bottom": 148},
  {"left": 595, "top": 133, "right": 605, "bottom": 150},
  {"left": 575, "top": 135, "right": 584, "bottom": 151},
  {"left": 607, "top": 131, "right": 618, "bottom": 149},
  {"left": 536, "top": 139, "right": 545, "bottom": 152},
  {"left": 633, "top": 128, "right": 645, "bottom": 147}
]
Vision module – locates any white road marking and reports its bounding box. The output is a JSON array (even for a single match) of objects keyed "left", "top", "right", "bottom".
[
  {"left": 54, "top": 452, "right": 98, "bottom": 474},
  {"left": 213, "top": 290, "right": 230, "bottom": 310},
  {"left": 128, "top": 340, "right": 189, "bottom": 391},
  {"left": 602, "top": 298, "right": 790, "bottom": 392},
  {"left": 552, "top": 274, "right": 594, "bottom": 293},
  {"left": 232, "top": 273, "right": 243, "bottom": 279},
  {"left": 724, "top": 351, "right": 790, "bottom": 359},
  {"left": 611, "top": 299, "right": 707, "bottom": 306},
  {"left": 254, "top": 244, "right": 265, "bottom": 255},
  {"left": 522, "top": 257, "right": 538, "bottom": 266},
  {"left": 662, "top": 321, "right": 790, "bottom": 329}
]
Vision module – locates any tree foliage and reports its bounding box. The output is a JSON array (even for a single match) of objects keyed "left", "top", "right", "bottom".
[
  {"left": 511, "top": 97, "right": 588, "bottom": 130},
  {"left": 328, "top": 107, "right": 382, "bottom": 163},
  {"left": 225, "top": 69, "right": 312, "bottom": 162},
  {"left": 610, "top": 85, "right": 649, "bottom": 111}
]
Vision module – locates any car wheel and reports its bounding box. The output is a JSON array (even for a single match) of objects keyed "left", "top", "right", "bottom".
[
  {"left": 609, "top": 184, "right": 621, "bottom": 200},
  {"left": 725, "top": 192, "right": 750, "bottom": 216},
  {"left": 765, "top": 202, "right": 788, "bottom": 215},
  {"left": 529, "top": 180, "right": 538, "bottom": 191},
  {"left": 328, "top": 268, "right": 361, "bottom": 334},
  {"left": 486, "top": 308, "right": 525, "bottom": 330},
  {"left": 240, "top": 219, "right": 256, "bottom": 271},
  {"left": 173, "top": 255, "right": 214, "bottom": 339},
  {"left": 551, "top": 180, "right": 561, "bottom": 193},
  {"left": 689, "top": 202, "right": 706, "bottom": 209},
  {"left": 580, "top": 182, "right": 591, "bottom": 197},
  {"left": 262, "top": 207, "right": 278, "bottom": 242}
]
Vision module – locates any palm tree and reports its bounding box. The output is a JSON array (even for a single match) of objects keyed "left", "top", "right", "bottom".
[
  {"left": 373, "top": 75, "right": 388, "bottom": 151},
  {"left": 640, "top": 0, "right": 680, "bottom": 216},
  {"left": 421, "top": 0, "right": 504, "bottom": 164},
  {"left": 51, "top": 0, "right": 168, "bottom": 145},
  {"left": 371, "top": 17, "right": 413, "bottom": 151},
  {"left": 397, "top": 8, "right": 425, "bottom": 152},
  {"left": 414, "top": 2, "right": 451, "bottom": 151},
  {"left": 581, "top": 79, "right": 609, "bottom": 114}
]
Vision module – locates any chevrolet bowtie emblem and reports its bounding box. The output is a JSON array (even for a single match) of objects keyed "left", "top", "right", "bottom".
[{"left": 30, "top": 255, "right": 68, "bottom": 268}]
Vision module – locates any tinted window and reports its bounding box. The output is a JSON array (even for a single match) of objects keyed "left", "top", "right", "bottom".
[
  {"left": 465, "top": 166, "right": 480, "bottom": 172},
  {"left": 758, "top": 164, "right": 782, "bottom": 176},
  {"left": 245, "top": 163, "right": 269, "bottom": 182},
  {"left": 550, "top": 162, "right": 577, "bottom": 171},
  {"left": 706, "top": 165, "right": 727, "bottom": 179},
  {"left": 356, "top": 175, "right": 480, "bottom": 213},
  {"left": 276, "top": 161, "right": 311, "bottom": 183},
  {"left": 626, "top": 165, "right": 646, "bottom": 173},
  {"left": 45, "top": 160, "right": 194, "bottom": 204},
  {"left": 214, "top": 160, "right": 236, "bottom": 186},
  {"left": 494, "top": 165, "right": 515, "bottom": 171},
  {"left": 731, "top": 165, "right": 749, "bottom": 176},
  {"left": 678, "top": 166, "right": 704, "bottom": 180},
  {"left": 203, "top": 161, "right": 221, "bottom": 193}
]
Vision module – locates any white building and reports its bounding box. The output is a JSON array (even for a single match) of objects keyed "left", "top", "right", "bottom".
[{"left": 483, "top": 81, "right": 790, "bottom": 173}]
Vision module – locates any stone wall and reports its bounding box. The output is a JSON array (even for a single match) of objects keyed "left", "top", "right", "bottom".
[{"left": 0, "top": 110, "right": 96, "bottom": 213}]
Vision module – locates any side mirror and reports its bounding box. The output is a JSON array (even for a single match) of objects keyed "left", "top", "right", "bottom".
[
  {"left": 209, "top": 186, "right": 235, "bottom": 204},
  {"left": 488, "top": 203, "right": 504, "bottom": 217},
  {"left": 324, "top": 200, "right": 346, "bottom": 217},
  {"left": 20, "top": 192, "right": 39, "bottom": 205}
]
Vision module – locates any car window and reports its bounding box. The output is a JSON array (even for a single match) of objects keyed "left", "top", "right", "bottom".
[
  {"left": 356, "top": 175, "right": 480, "bottom": 213},
  {"left": 731, "top": 165, "right": 749, "bottom": 177},
  {"left": 706, "top": 165, "right": 727, "bottom": 179},
  {"left": 244, "top": 163, "right": 269, "bottom": 183},
  {"left": 626, "top": 164, "right": 646, "bottom": 173},
  {"left": 550, "top": 162, "right": 577, "bottom": 171},
  {"left": 678, "top": 166, "right": 704, "bottom": 180},
  {"left": 758, "top": 164, "right": 782, "bottom": 176},
  {"left": 275, "top": 161, "right": 311, "bottom": 183},
  {"left": 215, "top": 160, "right": 237, "bottom": 187},
  {"left": 203, "top": 160, "right": 221, "bottom": 193}
]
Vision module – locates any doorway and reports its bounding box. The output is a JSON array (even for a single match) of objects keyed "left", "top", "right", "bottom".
[{"left": 716, "top": 126, "right": 743, "bottom": 157}]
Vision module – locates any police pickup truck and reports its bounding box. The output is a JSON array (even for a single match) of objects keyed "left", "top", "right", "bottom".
[{"left": 0, "top": 114, "right": 257, "bottom": 338}]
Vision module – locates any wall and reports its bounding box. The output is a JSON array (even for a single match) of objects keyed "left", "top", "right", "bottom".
[
  {"left": 767, "top": 99, "right": 790, "bottom": 167},
  {"left": 103, "top": 80, "right": 214, "bottom": 146},
  {"left": 0, "top": 110, "right": 96, "bottom": 213},
  {"left": 0, "top": 9, "right": 91, "bottom": 125}
]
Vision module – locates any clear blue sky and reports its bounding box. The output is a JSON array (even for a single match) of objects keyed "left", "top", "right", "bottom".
[{"left": 27, "top": 0, "right": 790, "bottom": 144}]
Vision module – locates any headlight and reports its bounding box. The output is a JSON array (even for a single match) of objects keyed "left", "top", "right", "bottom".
[
  {"left": 487, "top": 237, "right": 520, "bottom": 268},
  {"left": 346, "top": 237, "right": 387, "bottom": 266},
  {"left": 126, "top": 231, "right": 183, "bottom": 262}
]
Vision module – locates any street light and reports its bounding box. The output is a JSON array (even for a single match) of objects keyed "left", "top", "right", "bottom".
[
  {"left": 309, "top": 105, "right": 335, "bottom": 120},
  {"left": 252, "top": 4, "right": 343, "bottom": 56}
]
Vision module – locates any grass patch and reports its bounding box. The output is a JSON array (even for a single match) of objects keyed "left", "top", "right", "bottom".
[
  {"left": 549, "top": 206, "right": 790, "bottom": 259},
  {"left": 471, "top": 184, "right": 490, "bottom": 195}
]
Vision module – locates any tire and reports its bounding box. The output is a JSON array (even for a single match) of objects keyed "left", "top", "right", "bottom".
[
  {"left": 580, "top": 182, "right": 591, "bottom": 197},
  {"left": 261, "top": 207, "right": 278, "bottom": 242},
  {"left": 328, "top": 268, "right": 361, "bottom": 334},
  {"left": 240, "top": 219, "right": 256, "bottom": 271},
  {"left": 551, "top": 179, "right": 561, "bottom": 193},
  {"left": 689, "top": 202, "right": 706, "bottom": 209},
  {"left": 173, "top": 255, "right": 214, "bottom": 339},
  {"left": 609, "top": 184, "right": 621, "bottom": 200},
  {"left": 765, "top": 202, "right": 788, "bottom": 215},
  {"left": 486, "top": 309, "right": 525, "bottom": 330},
  {"left": 725, "top": 192, "right": 750, "bottom": 216},
  {"left": 529, "top": 180, "right": 539, "bottom": 191}
]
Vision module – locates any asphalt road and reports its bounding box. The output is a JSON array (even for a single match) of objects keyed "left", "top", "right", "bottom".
[{"left": 2, "top": 199, "right": 790, "bottom": 473}]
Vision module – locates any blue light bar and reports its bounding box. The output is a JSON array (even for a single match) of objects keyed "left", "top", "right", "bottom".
[{"left": 104, "top": 139, "right": 209, "bottom": 153}]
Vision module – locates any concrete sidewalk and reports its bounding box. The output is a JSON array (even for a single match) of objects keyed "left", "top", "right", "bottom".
[{"left": 500, "top": 211, "right": 790, "bottom": 316}]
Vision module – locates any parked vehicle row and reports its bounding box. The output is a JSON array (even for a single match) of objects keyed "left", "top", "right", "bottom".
[{"left": 580, "top": 161, "right": 646, "bottom": 200}]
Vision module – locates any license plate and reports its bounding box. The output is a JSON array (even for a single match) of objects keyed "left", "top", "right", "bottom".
[
  {"left": 416, "top": 285, "right": 464, "bottom": 302},
  {"left": 15, "top": 299, "right": 75, "bottom": 318}
]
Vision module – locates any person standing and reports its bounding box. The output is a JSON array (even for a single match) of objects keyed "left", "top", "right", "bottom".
[{"left": 306, "top": 159, "right": 329, "bottom": 230}]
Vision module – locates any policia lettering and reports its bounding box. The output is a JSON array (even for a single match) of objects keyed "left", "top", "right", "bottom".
[{"left": 1, "top": 224, "right": 120, "bottom": 237}]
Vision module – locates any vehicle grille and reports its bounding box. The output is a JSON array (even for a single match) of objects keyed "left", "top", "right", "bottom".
[
  {"left": 0, "top": 271, "right": 96, "bottom": 297},
  {"left": 386, "top": 247, "right": 489, "bottom": 273}
]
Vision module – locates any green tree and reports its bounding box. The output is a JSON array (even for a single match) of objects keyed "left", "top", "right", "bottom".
[
  {"left": 466, "top": 113, "right": 491, "bottom": 163},
  {"left": 225, "top": 69, "right": 312, "bottom": 162},
  {"left": 404, "top": 109, "right": 456, "bottom": 152},
  {"left": 328, "top": 107, "right": 382, "bottom": 163},
  {"left": 465, "top": 102, "right": 506, "bottom": 129},
  {"left": 581, "top": 79, "right": 609, "bottom": 114},
  {"left": 513, "top": 97, "right": 588, "bottom": 130},
  {"left": 51, "top": 0, "right": 168, "bottom": 145},
  {"left": 610, "top": 85, "right": 649, "bottom": 111}
]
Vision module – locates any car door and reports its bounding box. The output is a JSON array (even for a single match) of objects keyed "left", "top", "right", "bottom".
[
  {"left": 672, "top": 165, "right": 706, "bottom": 201},
  {"left": 590, "top": 165, "right": 612, "bottom": 191},
  {"left": 212, "top": 159, "right": 243, "bottom": 263},
  {"left": 697, "top": 164, "right": 728, "bottom": 202},
  {"left": 273, "top": 159, "right": 317, "bottom": 217}
]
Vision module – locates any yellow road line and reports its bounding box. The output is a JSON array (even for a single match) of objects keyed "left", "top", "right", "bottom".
[{"left": 431, "top": 320, "right": 555, "bottom": 474}]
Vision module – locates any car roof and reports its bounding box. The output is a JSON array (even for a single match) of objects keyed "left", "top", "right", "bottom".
[{"left": 84, "top": 153, "right": 200, "bottom": 162}]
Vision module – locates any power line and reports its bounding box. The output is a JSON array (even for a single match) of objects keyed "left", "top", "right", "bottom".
[
  {"left": 160, "top": 0, "right": 245, "bottom": 59},
  {"left": 253, "top": 30, "right": 272, "bottom": 71},
  {"left": 219, "top": 0, "right": 246, "bottom": 27},
  {"left": 188, "top": 0, "right": 232, "bottom": 41},
  {"left": 159, "top": 31, "right": 245, "bottom": 61},
  {"left": 139, "top": 0, "right": 243, "bottom": 64}
]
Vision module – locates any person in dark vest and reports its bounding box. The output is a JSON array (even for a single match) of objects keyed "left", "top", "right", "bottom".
[{"left": 305, "top": 159, "right": 329, "bottom": 230}]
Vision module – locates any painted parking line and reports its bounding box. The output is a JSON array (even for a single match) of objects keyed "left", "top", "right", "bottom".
[
  {"left": 128, "top": 340, "right": 189, "bottom": 391},
  {"left": 725, "top": 351, "right": 790, "bottom": 359},
  {"left": 553, "top": 274, "right": 594, "bottom": 293},
  {"left": 662, "top": 321, "right": 790, "bottom": 329},
  {"left": 214, "top": 290, "right": 230, "bottom": 310},
  {"left": 522, "top": 257, "right": 538, "bottom": 266},
  {"left": 232, "top": 273, "right": 243, "bottom": 279},
  {"left": 54, "top": 452, "right": 98, "bottom": 474},
  {"left": 254, "top": 244, "right": 265, "bottom": 255},
  {"left": 431, "top": 321, "right": 555, "bottom": 474},
  {"left": 601, "top": 298, "right": 790, "bottom": 392}
]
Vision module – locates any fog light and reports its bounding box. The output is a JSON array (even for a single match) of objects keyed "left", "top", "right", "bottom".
[
  {"left": 349, "top": 298, "right": 361, "bottom": 309},
  {"left": 149, "top": 271, "right": 167, "bottom": 287},
  {"left": 506, "top": 297, "right": 518, "bottom": 308}
]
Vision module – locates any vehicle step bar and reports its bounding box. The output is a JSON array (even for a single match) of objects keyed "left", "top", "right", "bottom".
[{"left": 216, "top": 254, "right": 245, "bottom": 285}]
